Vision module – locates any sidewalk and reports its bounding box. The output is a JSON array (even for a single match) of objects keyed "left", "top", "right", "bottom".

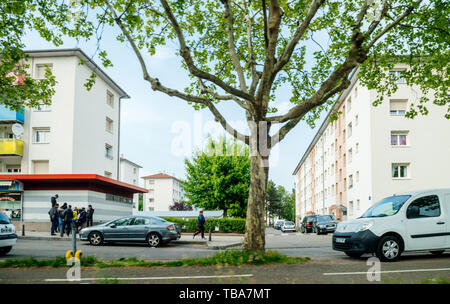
[{"left": 16, "top": 231, "right": 243, "bottom": 250}]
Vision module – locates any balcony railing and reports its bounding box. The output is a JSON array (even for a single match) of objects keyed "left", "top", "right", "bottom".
[
  {"left": 0, "top": 139, "right": 24, "bottom": 156},
  {"left": 0, "top": 105, "right": 25, "bottom": 124}
]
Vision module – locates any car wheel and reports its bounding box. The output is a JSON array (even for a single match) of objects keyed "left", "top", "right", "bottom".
[
  {"left": 430, "top": 250, "right": 445, "bottom": 256},
  {"left": 376, "top": 236, "right": 402, "bottom": 262},
  {"left": 0, "top": 246, "right": 12, "bottom": 256},
  {"left": 147, "top": 233, "right": 162, "bottom": 247},
  {"left": 316, "top": 228, "right": 321, "bottom": 235},
  {"left": 88, "top": 231, "right": 104, "bottom": 246},
  {"left": 345, "top": 251, "right": 363, "bottom": 258}
]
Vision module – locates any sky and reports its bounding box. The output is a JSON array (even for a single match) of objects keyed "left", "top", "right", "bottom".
[{"left": 23, "top": 18, "right": 329, "bottom": 191}]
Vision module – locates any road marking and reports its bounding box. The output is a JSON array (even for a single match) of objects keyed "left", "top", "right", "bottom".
[
  {"left": 324, "top": 268, "right": 450, "bottom": 276},
  {"left": 45, "top": 274, "right": 254, "bottom": 282}
]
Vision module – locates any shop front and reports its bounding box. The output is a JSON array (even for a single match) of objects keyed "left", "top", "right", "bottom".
[{"left": 0, "top": 180, "right": 23, "bottom": 221}]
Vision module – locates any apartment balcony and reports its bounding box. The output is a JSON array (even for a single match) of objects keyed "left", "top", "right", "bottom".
[
  {"left": 0, "top": 139, "right": 24, "bottom": 156},
  {"left": 0, "top": 105, "right": 25, "bottom": 124}
]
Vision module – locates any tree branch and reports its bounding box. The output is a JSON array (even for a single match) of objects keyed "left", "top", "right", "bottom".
[
  {"left": 159, "top": 0, "right": 254, "bottom": 102},
  {"left": 222, "top": 0, "right": 247, "bottom": 93}
]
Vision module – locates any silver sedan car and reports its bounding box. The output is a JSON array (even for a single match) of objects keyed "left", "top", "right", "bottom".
[{"left": 79, "top": 215, "right": 181, "bottom": 247}]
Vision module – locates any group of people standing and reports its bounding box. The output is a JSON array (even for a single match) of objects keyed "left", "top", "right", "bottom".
[{"left": 48, "top": 194, "right": 94, "bottom": 237}]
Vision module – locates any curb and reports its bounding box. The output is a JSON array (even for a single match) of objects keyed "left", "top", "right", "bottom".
[
  {"left": 207, "top": 242, "right": 243, "bottom": 250},
  {"left": 18, "top": 236, "right": 73, "bottom": 241}
]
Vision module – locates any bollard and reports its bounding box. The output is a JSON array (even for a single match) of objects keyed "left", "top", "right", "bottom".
[
  {"left": 208, "top": 228, "right": 212, "bottom": 242},
  {"left": 22, "top": 224, "right": 25, "bottom": 236},
  {"left": 71, "top": 222, "right": 77, "bottom": 255}
]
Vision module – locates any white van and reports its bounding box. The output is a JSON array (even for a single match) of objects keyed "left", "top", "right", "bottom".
[
  {"left": 0, "top": 212, "right": 17, "bottom": 256},
  {"left": 332, "top": 188, "right": 450, "bottom": 262}
]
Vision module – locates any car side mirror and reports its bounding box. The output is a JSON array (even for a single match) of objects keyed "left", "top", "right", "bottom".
[{"left": 110, "top": 224, "right": 117, "bottom": 228}]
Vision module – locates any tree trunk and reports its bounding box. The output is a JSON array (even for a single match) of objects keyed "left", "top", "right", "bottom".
[{"left": 243, "top": 151, "right": 268, "bottom": 251}]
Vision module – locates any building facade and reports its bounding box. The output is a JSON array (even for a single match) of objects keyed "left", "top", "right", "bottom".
[
  {"left": 142, "top": 173, "right": 185, "bottom": 211},
  {"left": 119, "top": 156, "right": 142, "bottom": 210},
  {"left": 0, "top": 49, "right": 147, "bottom": 224},
  {"left": 293, "top": 65, "right": 450, "bottom": 223}
]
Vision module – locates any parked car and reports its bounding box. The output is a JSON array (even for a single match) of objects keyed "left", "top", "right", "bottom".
[
  {"left": 281, "top": 221, "right": 296, "bottom": 232},
  {"left": 274, "top": 220, "right": 285, "bottom": 230},
  {"left": 314, "top": 215, "right": 337, "bottom": 235},
  {"left": 79, "top": 215, "right": 181, "bottom": 247},
  {"left": 300, "top": 215, "right": 318, "bottom": 233},
  {"left": 333, "top": 188, "right": 450, "bottom": 262},
  {"left": 0, "top": 212, "right": 17, "bottom": 256}
]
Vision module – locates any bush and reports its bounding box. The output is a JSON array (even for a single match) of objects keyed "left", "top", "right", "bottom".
[{"left": 162, "top": 217, "right": 246, "bottom": 234}]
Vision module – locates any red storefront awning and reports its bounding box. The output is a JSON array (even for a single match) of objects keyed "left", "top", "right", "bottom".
[{"left": 0, "top": 174, "right": 148, "bottom": 198}]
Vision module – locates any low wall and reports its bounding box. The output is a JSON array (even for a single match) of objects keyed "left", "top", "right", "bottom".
[{"left": 12, "top": 221, "right": 103, "bottom": 233}]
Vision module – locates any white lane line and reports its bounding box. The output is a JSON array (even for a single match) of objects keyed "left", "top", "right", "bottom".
[
  {"left": 324, "top": 268, "right": 450, "bottom": 276},
  {"left": 45, "top": 274, "right": 254, "bottom": 282}
]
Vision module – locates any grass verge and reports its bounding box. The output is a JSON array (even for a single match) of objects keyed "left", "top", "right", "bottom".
[{"left": 0, "top": 250, "right": 310, "bottom": 268}]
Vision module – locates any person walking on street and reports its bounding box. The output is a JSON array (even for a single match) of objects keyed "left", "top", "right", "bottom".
[
  {"left": 193, "top": 210, "right": 206, "bottom": 239},
  {"left": 86, "top": 205, "right": 94, "bottom": 227},
  {"left": 61, "top": 205, "right": 73, "bottom": 237},
  {"left": 49, "top": 203, "right": 59, "bottom": 236},
  {"left": 51, "top": 194, "right": 59, "bottom": 207}
]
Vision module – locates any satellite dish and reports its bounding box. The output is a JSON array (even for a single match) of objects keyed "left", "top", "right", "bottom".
[{"left": 12, "top": 123, "right": 24, "bottom": 138}]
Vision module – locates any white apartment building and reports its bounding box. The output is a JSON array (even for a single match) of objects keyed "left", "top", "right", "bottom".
[
  {"left": 119, "top": 156, "right": 142, "bottom": 210},
  {"left": 142, "top": 173, "right": 185, "bottom": 211},
  {"left": 293, "top": 65, "right": 450, "bottom": 223},
  {"left": 0, "top": 49, "right": 147, "bottom": 225}
]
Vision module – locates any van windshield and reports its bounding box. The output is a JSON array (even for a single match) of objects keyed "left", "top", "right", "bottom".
[{"left": 361, "top": 195, "right": 411, "bottom": 218}]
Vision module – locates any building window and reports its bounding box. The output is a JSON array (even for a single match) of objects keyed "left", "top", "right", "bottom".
[
  {"left": 348, "top": 201, "right": 353, "bottom": 216},
  {"left": 389, "top": 70, "right": 406, "bottom": 83},
  {"left": 107, "top": 91, "right": 114, "bottom": 108},
  {"left": 33, "top": 160, "right": 49, "bottom": 174},
  {"left": 133, "top": 168, "right": 137, "bottom": 174},
  {"left": 392, "top": 163, "right": 409, "bottom": 179},
  {"left": 106, "top": 117, "right": 113, "bottom": 133},
  {"left": 149, "top": 198, "right": 154, "bottom": 203},
  {"left": 391, "top": 131, "right": 408, "bottom": 146},
  {"left": 355, "top": 143, "right": 359, "bottom": 153},
  {"left": 390, "top": 99, "right": 407, "bottom": 115},
  {"left": 33, "top": 128, "right": 50, "bottom": 143},
  {"left": 348, "top": 148, "right": 353, "bottom": 163},
  {"left": 356, "top": 171, "right": 360, "bottom": 182},
  {"left": 355, "top": 115, "right": 359, "bottom": 126},
  {"left": 104, "top": 171, "right": 112, "bottom": 178},
  {"left": 348, "top": 175, "right": 353, "bottom": 189},
  {"left": 36, "top": 104, "right": 52, "bottom": 111},
  {"left": 35, "top": 64, "right": 53, "bottom": 79},
  {"left": 105, "top": 144, "right": 113, "bottom": 159},
  {"left": 347, "top": 122, "right": 352, "bottom": 138},
  {"left": 6, "top": 166, "right": 21, "bottom": 173},
  {"left": 347, "top": 98, "right": 351, "bottom": 112}
]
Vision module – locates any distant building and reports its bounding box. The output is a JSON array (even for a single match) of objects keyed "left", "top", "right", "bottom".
[
  {"left": 293, "top": 65, "right": 450, "bottom": 223},
  {"left": 119, "top": 156, "right": 142, "bottom": 210},
  {"left": 0, "top": 49, "right": 147, "bottom": 225},
  {"left": 142, "top": 173, "right": 185, "bottom": 211}
]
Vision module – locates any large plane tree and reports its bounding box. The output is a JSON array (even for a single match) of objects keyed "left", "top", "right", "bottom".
[{"left": 3, "top": 0, "right": 449, "bottom": 250}]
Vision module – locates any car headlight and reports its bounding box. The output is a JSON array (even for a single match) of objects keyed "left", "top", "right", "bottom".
[{"left": 356, "top": 221, "right": 374, "bottom": 232}]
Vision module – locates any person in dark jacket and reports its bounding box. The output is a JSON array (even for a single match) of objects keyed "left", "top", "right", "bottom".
[
  {"left": 51, "top": 194, "right": 59, "bottom": 207},
  {"left": 58, "top": 203, "right": 67, "bottom": 232},
  {"left": 49, "top": 204, "right": 59, "bottom": 236},
  {"left": 193, "top": 210, "right": 206, "bottom": 239},
  {"left": 61, "top": 205, "right": 73, "bottom": 237},
  {"left": 86, "top": 205, "right": 94, "bottom": 227},
  {"left": 76, "top": 208, "right": 87, "bottom": 232}
]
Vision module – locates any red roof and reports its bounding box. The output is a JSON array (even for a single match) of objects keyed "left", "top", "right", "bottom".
[
  {"left": 0, "top": 174, "right": 148, "bottom": 198},
  {"left": 141, "top": 173, "right": 176, "bottom": 180}
]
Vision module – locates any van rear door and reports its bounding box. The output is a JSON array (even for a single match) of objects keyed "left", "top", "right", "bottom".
[{"left": 404, "top": 194, "right": 447, "bottom": 250}]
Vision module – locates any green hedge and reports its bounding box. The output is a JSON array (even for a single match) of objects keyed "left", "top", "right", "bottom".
[{"left": 162, "top": 217, "right": 246, "bottom": 234}]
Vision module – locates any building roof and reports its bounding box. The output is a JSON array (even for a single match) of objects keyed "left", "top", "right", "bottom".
[
  {"left": 0, "top": 174, "right": 148, "bottom": 197},
  {"left": 25, "top": 48, "right": 130, "bottom": 99},
  {"left": 291, "top": 68, "right": 359, "bottom": 176},
  {"left": 141, "top": 173, "right": 178, "bottom": 180},
  {"left": 133, "top": 210, "right": 224, "bottom": 218},
  {"left": 120, "top": 157, "right": 143, "bottom": 169}
]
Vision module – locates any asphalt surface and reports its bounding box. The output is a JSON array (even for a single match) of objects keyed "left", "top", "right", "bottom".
[{"left": 1, "top": 228, "right": 449, "bottom": 283}]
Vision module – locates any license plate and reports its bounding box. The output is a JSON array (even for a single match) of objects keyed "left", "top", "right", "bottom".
[{"left": 335, "top": 238, "right": 346, "bottom": 243}]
